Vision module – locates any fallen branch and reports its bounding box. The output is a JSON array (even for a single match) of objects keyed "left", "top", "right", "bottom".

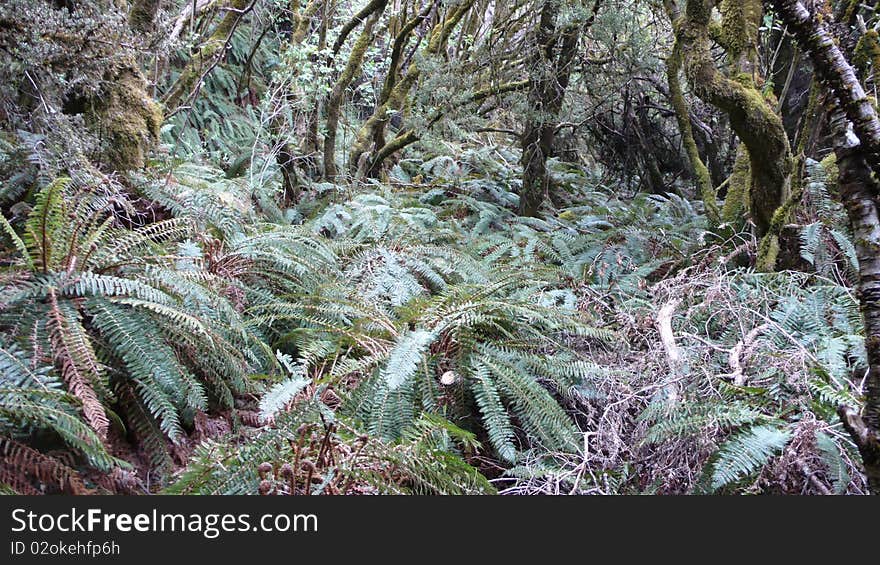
[{"left": 729, "top": 324, "right": 768, "bottom": 386}]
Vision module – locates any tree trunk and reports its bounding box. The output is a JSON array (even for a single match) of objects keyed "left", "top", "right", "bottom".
[
  {"left": 770, "top": 0, "right": 880, "bottom": 188},
  {"left": 324, "top": 6, "right": 385, "bottom": 180},
  {"left": 518, "top": 0, "right": 597, "bottom": 216},
  {"left": 129, "top": 0, "right": 161, "bottom": 32},
  {"left": 271, "top": 1, "right": 319, "bottom": 205},
  {"left": 679, "top": 0, "right": 792, "bottom": 238},
  {"left": 830, "top": 109, "right": 880, "bottom": 494},
  {"left": 769, "top": 0, "right": 880, "bottom": 493},
  {"left": 348, "top": 0, "right": 475, "bottom": 178},
  {"left": 665, "top": 3, "right": 719, "bottom": 224},
  {"left": 163, "top": 0, "right": 252, "bottom": 111}
]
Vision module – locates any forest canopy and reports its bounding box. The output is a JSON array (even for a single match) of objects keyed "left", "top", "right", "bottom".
[{"left": 1, "top": 0, "right": 879, "bottom": 495}]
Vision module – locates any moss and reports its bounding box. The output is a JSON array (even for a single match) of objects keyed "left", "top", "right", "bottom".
[
  {"left": 324, "top": 11, "right": 382, "bottom": 179},
  {"left": 725, "top": 84, "right": 792, "bottom": 234},
  {"left": 719, "top": 0, "right": 762, "bottom": 60},
  {"left": 820, "top": 153, "right": 839, "bottom": 193},
  {"left": 667, "top": 34, "right": 719, "bottom": 225},
  {"left": 681, "top": 0, "right": 792, "bottom": 237},
  {"left": 348, "top": 0, "right": 476, "bottom": 177},
  {"left": 164, "top": 0, "right": 251, "bottom": 109},
  {"left": 756, "top": 232, "right": 780, "bottom": 272},
  {"left": 87, "top": 65, "right": 163, "bottom": 171},
  {"left": 129, "top": 0, "right": 160, "bottom": 32},
  {"left": 796, "top": 81, "right": 821, "bottom": 155},
  {"left": 722, "top": 146, "right": 751, "bottom": 225},
  {"left": 707, "top": 21, "right": 724, "bottom": 44},
  {"left": 854, "top": 29, "right": 880, "bottom": 75},
  {"left": 732, "top": 72, "right": 756, "bottom": 88},
  {"left": 844, "top": 0, "right": 864, "bottom": 25},
  {"left": 757, "top": 162, "right": 804, "bottom": 272}
]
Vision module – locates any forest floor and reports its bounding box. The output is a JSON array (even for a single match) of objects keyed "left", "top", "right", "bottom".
[{"left": 144, "top": 150, "right": 868, "bottom": 494}]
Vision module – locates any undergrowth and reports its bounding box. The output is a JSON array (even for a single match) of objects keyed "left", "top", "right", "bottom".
[{"left": 0, "top": 148, "right": 867, "bottom": 494}]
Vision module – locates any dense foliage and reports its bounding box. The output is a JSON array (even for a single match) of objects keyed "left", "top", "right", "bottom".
[{"left": 1, "top": 0, "right": 879, "bottom": 495}]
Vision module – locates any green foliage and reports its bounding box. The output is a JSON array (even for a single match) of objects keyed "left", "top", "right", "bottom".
[
  {"left": 258, "top": 352, "right": 311, "bottom": 421},
  {"left": 167, "top": 406, "right": 494, "bottom": 496},
  {"left": 0, "top": 341, "right": 118, "bottom": 471},
  {"left": 799, "top": 159, "right": 858, "bottom": 285},
  {"left": 0, "top": 0, "right": 875, "bottom": 497},
  {"left": 703, "top": 424, "right": 792, "bottom": 492},
  {"left": 0, "top": 178, "right": 281, "bottom": 487},
  {"left": 2, "top": 154, "right": 869, "bottom": 495}
]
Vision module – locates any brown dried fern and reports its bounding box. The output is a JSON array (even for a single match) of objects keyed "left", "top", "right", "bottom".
[
  {"left": 0, "top": 436, "right": 89, "bottom": 494},
  {"left": 47, "top": 288, "right": 109, "bottom": 439}
]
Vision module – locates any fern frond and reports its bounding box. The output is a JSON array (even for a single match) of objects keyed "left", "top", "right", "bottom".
[
  {"left": 469, "top": 360, "right": 517, "bottom": 462},
  {"left": 382, "top": 329, "right": 435, "bottom": 390},
  {"left": 705, "top": 424, "right": 792, "bottom": 492},
  {"left": 0, "top": 436, "right": 88, "bottom": 494},
  {"left": 47, "top": 290, "right": 109, "bottom": 439}
]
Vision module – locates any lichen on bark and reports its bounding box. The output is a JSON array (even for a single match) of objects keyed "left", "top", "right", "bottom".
[
  {"left": 830, "top": 109, "right": 880, "bottom": 493},
  {"left": 820, "top": 152, "right": 839, "bottom": 190}
]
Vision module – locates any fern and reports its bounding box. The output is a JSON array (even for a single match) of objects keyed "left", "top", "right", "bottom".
[
  {"left": 469, "top": 360, "right": 517, "bottom": 462},
  {"left": 815, "top": 431, "right": 851, "bottom": 495},
  {"left": 382, "top": 329, "right": 435, "bottom": 390},
  {"left": 259, "top": 351, "right": 312, "bottom": 421},
  {"left": 704, "top": 424, "right": 792, "bottom": 492}
]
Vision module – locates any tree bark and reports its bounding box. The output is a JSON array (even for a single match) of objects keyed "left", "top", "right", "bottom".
[
  {"left": 364, "top": 79, "right": 529, "bottom": 176},
  {"left": 665, "top": 4, "right": 719, "bottom": 225},
  {"left": 369, "top": 2, "right": 434, "bottom": 156},
  {"left": 770, "top": 0, "right": 880, "bottom": 190},
  {"left": 518, "top": 0, "right": 600, "bottom": 216},
  {"left": 348, "top": 0, "right": 474, "bottom": 178},
  {"left": 324, "top": 6, "right": 385, "bottom": 180},
  {"left": 163, "top": 0, "right": 253, "bottom": 111},
  {"left": 679, "top": 0, "right": 792, "bottom": 238},
  {"left": 830, "top": 109, "right": 880, "bottom": 494},
  {"left": 331, "top": 0, "right": 388, "bottom": 55},
  {"left": 273, "top": 1, "right": 319, "bottom": 205},
  {"left": 129, "top": 0, "right": 161, "bottom": 32}
]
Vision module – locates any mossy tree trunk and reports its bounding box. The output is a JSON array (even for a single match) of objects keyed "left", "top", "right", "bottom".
[
  {"left": 87, "top": 63, "right": 163, "bottom": 172},
  {"left": 678, "top": 0, "right": 792, "bottom": 241},
  {"left": 76, "top": 0, "right": 166, "bottom": 173},
  {"left": 330, "top": 0, "right": 388, "bottom": 56},
  {"left": 367, "top": 3, "right": 433, "bottom": 166},
  {"left": 304, "top": 0, "right": 331, "bottom": 169},
  {"left": 129, "top": 0, "right": 161, "bottom": 32},
  {"left": 665, "top": 1, "right": 719, "bottom": 225},
  {"left": 163, "top": 0, "right": 252, "bottom": 111},
  {"left": 519, "top": 0, "right": 601, "bottom": 217},
  {"left": 347, "top": 0, "right": 475, "bottom": 179},
  {"left": 128, "top": 0, "right": 162, "bottom": 32},
  {"left": 365, "top": 79, "right": 530, "bottom": 176},
  {"left": 323, "top": 1, "right": 386, "bottom": 180}
]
